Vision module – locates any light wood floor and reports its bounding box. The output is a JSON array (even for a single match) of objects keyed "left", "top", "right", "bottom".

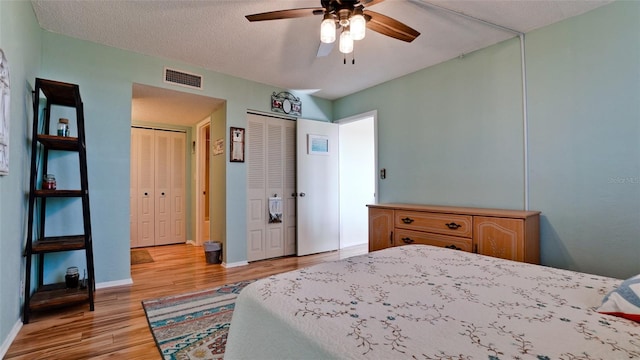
[{"left": 6, "top": 243, "right": 368, "bottom": 359}]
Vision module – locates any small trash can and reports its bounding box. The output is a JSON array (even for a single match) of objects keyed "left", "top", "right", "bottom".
[{"left": 204, "top": 241, "right": 222, "bottom": 264}]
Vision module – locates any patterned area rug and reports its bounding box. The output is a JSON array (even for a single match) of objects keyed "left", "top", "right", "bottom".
[
  {"left": 142, "top": 280, "right": 256, "bottom": 360},
  {"left": 131, "top": 249, "right": 154, "bottom": 265}
]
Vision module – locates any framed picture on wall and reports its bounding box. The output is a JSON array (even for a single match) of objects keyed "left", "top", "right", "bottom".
[
  {"left": 230, "top": 127, "right": 245, "bottom": 162},
  {"left": 308, "top": 134, "right": 329, "bottom": 155}
]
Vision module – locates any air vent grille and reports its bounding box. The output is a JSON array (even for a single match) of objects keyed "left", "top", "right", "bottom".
[{"left": 164, "top": 67, "right": 203, "bottom": 90}]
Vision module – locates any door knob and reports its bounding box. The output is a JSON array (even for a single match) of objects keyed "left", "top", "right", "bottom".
[{"left": 299, "top": 192, "right": 306, "bottom": 197}]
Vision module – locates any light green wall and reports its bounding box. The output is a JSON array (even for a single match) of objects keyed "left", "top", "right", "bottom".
[
  {"left": 335, "top": 1, "right": 639, "bottom": 279},
  {"left": 209, "top": 105, "right": 227, "bottom": 258},
  {"left": 2, "top": 0, "right": 638, "bottom": 352},
  {"left": 337, "top": 36, "right": 525, "bottom": 209},
  {"left": 0, "top": 0, "right": 42, "bottom": 350},
  {"left": 526, "top": 1, "right": 640, "bottom": 278},
  {"left": 37, "top": 30, "right": 332, "bottom": 276}
]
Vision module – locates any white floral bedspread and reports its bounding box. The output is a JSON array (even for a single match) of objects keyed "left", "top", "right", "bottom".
[{"left": 225, "top": 245, "right": 639, "bottom": 359}]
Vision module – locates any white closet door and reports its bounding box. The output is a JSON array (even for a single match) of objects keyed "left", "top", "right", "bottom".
[
  {"left": 130, "top": 130, "right": 139, "bottom": 248},
  {"left": 131, "top": 128, "right": 186, "bottom": 248},
  {"left": 170, "top": 131, "right": 186, "bottom": 244},
  {"left": 154, "top": 131, "right": 172, "bottom": 245},
  {"left": 134, "top": 128, "right": 155, "bottom": 247},
  {"left": 265, "top": 118, "right": 285, "bottom": 259},
  {"left": 283, "top": 121, "right": 297, "bottom": 255},
  {"left": 246, "top": 115, "right": 266, "bottom": 261},
  {"left": 246, "top": 113, "right": 295, "bottom": 261}
]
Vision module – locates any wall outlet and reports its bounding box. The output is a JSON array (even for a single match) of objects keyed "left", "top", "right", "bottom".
[{"left": 19, "top": 280, "right": 25, "bottom": 300}]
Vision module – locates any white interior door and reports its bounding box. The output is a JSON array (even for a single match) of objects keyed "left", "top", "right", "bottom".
[
  {"left": 170, "top": 131, "right": 186, "bottom": 244},
  {"left": 154, "top": 131, "right": 171, "bottom": 245},
  {"left": 130, "top": 130, "right": 139, "bottom": 247},
  {"left": 296, "top": 119, "right": 339, "bottom": 256},
  {"left": 131, "top": 127, "right": 186, "bottom": 247},
  {"left": 134, "top": 128, "right": 155, "bottom": 247}
]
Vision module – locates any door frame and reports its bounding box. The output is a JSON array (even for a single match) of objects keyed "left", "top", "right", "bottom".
[
  {"left": 335, "top": 110, "right": 378, "bottom": 248},
  {"left": 195, "top": 118, "right": 210, "bottom": 247}
]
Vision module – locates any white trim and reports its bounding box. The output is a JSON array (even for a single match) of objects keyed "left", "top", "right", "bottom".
[
  {"left": 0, "top": 320, "right": 22, "bottom": 359},
  {"left": 95, "top": 278, "right": 133, "bottom": 290},
  {"left": 334, "top": 110, "right": 378, "bottom": 205},
  {"left": 222, "top": 261, "right": 249, "bottom": 268},
  {"left": 519, "top": 34, "right": 530, "bottom": 211},
  {"left": 195, "top": 118, "right": 210, "bottom": 247}
]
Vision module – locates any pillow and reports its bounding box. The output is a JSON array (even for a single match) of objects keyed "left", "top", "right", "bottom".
[{"left": 597, "top": 274, "right": 640, "bottom": 323}]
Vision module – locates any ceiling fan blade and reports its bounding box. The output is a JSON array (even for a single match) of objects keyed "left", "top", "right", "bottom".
[
  {"left": 246, "top": 7, "right": 324, "bottom": 22},
  {"left": 360, "top": 0, "right": 386, "bottom": 7},
  {"left": 317, "top": 41, "right": 334, "bottom": 57},
  {"left": 365, "top": 10, "right": 420, "bottom": 43}
]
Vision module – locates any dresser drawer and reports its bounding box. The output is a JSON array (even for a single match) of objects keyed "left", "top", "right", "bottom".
[
  {"left": 395, "top": 211, "right": 472, "bottom": 238},
  {"left": 395, "top": 229, "right": 473, "bottom": 252}
]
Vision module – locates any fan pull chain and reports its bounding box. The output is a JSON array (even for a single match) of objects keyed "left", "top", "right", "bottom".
[{"left": 343, "top": 52, "right": 355, "bottom": 65}]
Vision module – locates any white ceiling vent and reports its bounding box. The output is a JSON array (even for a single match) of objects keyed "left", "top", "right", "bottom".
[{"left": 164, "top": 67, "right": 203, "bottom": 90}]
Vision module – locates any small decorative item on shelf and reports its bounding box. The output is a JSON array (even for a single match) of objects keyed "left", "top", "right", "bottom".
[
  {"left": 65, "top": 266, "right": 79, "bottom": 289},
  {"left": 57, "top": 118, "right": 69, "bottom": 137},
  {"left": 42, "top": 174, "right": 56, "bottom": 190}
]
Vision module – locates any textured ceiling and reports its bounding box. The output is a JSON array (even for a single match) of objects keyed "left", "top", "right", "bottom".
[{"left": 32, "top": 0, "right": 611, "bottom": 104}]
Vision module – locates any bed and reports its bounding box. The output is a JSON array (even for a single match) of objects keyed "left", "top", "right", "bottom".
[{"left": 225, "top": 245, "right": 639, "bottom": 359}]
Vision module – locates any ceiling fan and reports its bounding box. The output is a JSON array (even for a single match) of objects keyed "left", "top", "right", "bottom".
[{"left": 246, "top": 0, "right": 420, "bottom": 60}]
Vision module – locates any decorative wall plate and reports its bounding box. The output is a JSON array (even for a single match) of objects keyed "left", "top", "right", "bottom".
[{"left": 271, "top": 91, "right": 301, "bottom": 117}]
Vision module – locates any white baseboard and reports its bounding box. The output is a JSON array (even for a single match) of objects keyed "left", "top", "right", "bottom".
[
  {"left": 222, "top": 261, "right": 249, "bottom": 268},
  {"left": 96, "top": 278, "right": 133, "bottom": 289},
  {"left": 0, "top": 319, "right": 23, "bottom": 359}
]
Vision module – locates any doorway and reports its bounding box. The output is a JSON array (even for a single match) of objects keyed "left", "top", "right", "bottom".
[
  {"left": 337, "top": 111, "right": 377, "bottom": 249},
  {"left": 195, "top": 119, "right": 210, "bottom": 246},
  {"left": 130, "top": 83, "right": 225, "bottom": 249}
]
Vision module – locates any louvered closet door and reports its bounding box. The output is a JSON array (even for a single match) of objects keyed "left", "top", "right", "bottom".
[
  {"left": 246, "top": 115, "right": 266, "bottom": 261},
  {"left": 265, "top": 118, "right": 285, "bottom": 259},
  {"left": 246, "top": 114, "right": 296, "bottom": 261},
  {"left": 283, "top": 121, "right": 296, "bottom": 255}
]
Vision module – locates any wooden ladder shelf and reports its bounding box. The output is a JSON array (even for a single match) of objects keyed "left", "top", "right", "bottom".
[{"left": 23, "top": 78, "right": 95, "bottom": 323}]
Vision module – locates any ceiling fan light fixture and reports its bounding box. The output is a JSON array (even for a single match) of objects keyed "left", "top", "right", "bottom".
[
  {"left": 350, "top": 11, "right": 366, "bottom": 41},
  {"left": 339, "top": 28, "right": 354, "bottom": 54},
  {"left": 320, "top": 13, "right": 336, "bottom": 43}
]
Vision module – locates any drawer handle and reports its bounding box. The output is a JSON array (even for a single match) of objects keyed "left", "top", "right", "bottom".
[
  {"left": 401, "top": 237, "right": 414, "bottom": 244},
  {"left": 445, "top": 222, "right": 461, "bottom": 230},
  {"left": 445, "top": 244, "right": 462, "bottom": 250},
  {"left": 401, "top": 217, "right": 414, "bottom": 224}
]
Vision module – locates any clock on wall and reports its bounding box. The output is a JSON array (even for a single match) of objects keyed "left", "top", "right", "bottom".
[{"left": 271, "top": 91, "right": 301, "bottom": 117}]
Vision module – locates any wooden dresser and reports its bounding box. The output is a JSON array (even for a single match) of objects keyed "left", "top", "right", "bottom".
[{"left": 368, "top": 204, "right": 541, "bottom": 264}]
